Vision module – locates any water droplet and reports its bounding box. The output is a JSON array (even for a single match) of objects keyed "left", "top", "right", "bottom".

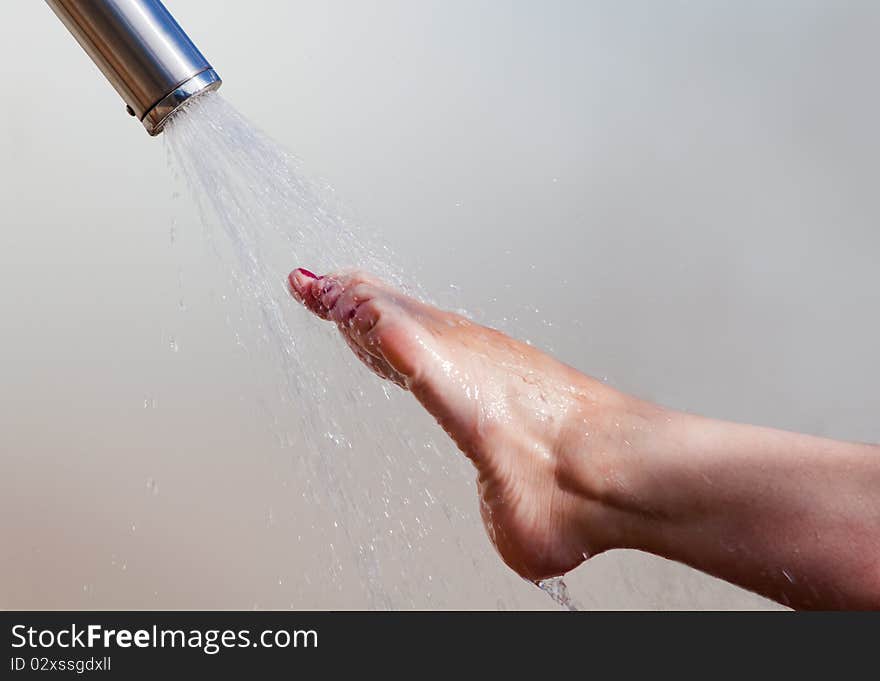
[{"left": 537, "top": 577, "right": 579, "bottom": 611}]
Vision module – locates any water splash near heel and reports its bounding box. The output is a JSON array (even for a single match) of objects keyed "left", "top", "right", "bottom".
[{"left": 537, "top": 577, "right": 580, "bottom": 611}]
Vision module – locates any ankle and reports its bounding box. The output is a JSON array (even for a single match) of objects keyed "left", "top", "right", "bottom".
[{"left": 554, "top": 381, "right": 672, "bottom": 555}]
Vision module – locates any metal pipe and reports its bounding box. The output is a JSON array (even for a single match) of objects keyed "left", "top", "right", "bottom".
[{"left": 46, "top": 0, "right": 222, "bottom": 135}]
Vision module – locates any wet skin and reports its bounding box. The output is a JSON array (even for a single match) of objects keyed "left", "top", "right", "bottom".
[{"left": 288, "top": 268, "right": 880, "bottom": 609}]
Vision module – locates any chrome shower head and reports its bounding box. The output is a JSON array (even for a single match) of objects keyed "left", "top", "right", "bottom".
[{"left": 46, "top": 0, "right": 222, "bottom": 135}]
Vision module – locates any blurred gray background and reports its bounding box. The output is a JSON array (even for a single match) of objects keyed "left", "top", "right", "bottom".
[{"left": 2, "top": 0, "right": 878, "bottom": 609}]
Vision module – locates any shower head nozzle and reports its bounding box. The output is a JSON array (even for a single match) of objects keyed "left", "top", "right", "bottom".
[{"left": 46, "top": 0, "right": 222, "bottom": 135}]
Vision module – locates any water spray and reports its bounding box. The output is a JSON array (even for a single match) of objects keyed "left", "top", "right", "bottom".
[{"left": 46, "top": 0, "right": 222, "bottom": 135}]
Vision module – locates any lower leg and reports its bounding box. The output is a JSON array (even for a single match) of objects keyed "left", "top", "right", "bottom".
[{"left": 288, "top": 268, "right": 880, "bottom": 609}]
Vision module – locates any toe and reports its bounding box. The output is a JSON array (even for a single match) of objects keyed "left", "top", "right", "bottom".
[
  {"left": 349, "top": 298, "right": 382, "bottom": 341},
  {"left": 317, "top": 277, "right": 345, "bottom": 314},
  {"left": 287, "top": 267, "right": 316, "bottom": 300},
  {"left": 330, "top": 283, "right": 377, "bottom": 325},
  {"left": 288, "top": 268, "right": 329, "bottom": 318}
]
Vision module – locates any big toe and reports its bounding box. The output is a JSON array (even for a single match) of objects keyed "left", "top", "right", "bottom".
[{"left": 288, "top": 267, "right": 326, "bottom": 316}]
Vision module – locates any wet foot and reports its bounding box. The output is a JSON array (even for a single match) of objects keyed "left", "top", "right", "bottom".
[{"left": 288, "top": 268, "right": 639, "bottom": 580}]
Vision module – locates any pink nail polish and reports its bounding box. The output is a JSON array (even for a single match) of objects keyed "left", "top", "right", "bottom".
[{"left": 297, "top": 268, "right": 318, "bottom": 279}]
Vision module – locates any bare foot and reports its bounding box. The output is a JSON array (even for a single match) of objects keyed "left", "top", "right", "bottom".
[
  {"left": 287, "top": 268, "right": 640, "bottom": 581},
  {"left": 287, "top": 268, "right": 880, "bottom": 609}
]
